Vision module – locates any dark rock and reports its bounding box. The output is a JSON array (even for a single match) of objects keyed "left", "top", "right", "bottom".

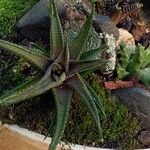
[
  {"left": 141, "top": 0, "right": 150, "bottom": 9},
  {"left": 75, "top": 0, "right": 119, "bottom": 40},
  {"left": 17, "top": 0, "right": 69, "bottom": 41},
  {"left": 17, "top": 0, "right": 119, "bottom": 42},
  {"left": 93, "top": 14, "right": 119, "bottom": 40},
  {"left": 112, "top": 87, "right": 150, "bottom": 129}
]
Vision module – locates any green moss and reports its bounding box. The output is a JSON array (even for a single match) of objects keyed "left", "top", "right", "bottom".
[
  {"left": 64, "top": 75, "right": 142, "bottom": 149},
  {"left": 0, "top": 55, "right": 26, "bottom": 94},
  {"left": 0, "top": 0, "right": 37, "bottom": 38}
]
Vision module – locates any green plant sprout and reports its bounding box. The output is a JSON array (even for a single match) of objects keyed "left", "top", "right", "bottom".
[
  {"left": 0, "top": 0, "right": 106, "bottom": 150},
  {"left": 117, "top": 44, "right": 150, "bottom": 86}
]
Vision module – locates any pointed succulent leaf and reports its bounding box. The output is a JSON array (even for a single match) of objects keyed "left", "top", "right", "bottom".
[
  {"left": 117, "top": 65, "right": 130, "bottom": 79},
  {"left": 68, "top": 59, "right": 106, "bottom": 77},
  {"left": 49, "top": 86, "right": 72, "bottom": 150},
  {"left": 67, "top": 74, "right": 103, "bottom": 138},
  {"left": 0, "top": 76, "right": 40, "bottom": 106},
  {"left": 0, "top": 40, "right": 50, "bottom": 70},
  {"left": 50, "top": 0, "right": 64, "bottom": 59},
  {"left": 126, "top": 45, "right": 150, "bottom": 75},
  {"left": 56, "top": 40, "right": 69, "bottom": 72},
  {"left": 118, "top": 44, "right": 133, "bottom": 69},
  {"left": 0, "top": 67, "right": 66, "bottom": 106},
  {"left": 69, "top": 11, "right": 94, "bottom": 60},
  {"left": 80, "top": 44, "right": 110, "bottom": 60},
  {"left": 83, "top": 78, "right": 106, "bottom": 117},
  {"left": 139, "top": 67, "right": 150, "bottom": 87},
  {"left": 80, "top": 47, "right": 102, "bottom": 60}
]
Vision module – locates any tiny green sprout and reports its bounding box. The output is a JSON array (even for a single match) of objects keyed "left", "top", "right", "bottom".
[{"left": 0, "top": 0, "right": 106, "bottom": 150}]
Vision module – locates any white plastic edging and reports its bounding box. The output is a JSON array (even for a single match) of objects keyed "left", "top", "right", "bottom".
[{"left": 3, "top": 124, "right": 150, "bottom": 150}]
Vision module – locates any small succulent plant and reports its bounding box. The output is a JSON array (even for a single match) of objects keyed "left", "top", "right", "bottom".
[
  {"left": 117, "top": 44, "right": 150, "bottom": 86},
  {"left": 0, "top": 0, "right": 106, "bottom": 150}
]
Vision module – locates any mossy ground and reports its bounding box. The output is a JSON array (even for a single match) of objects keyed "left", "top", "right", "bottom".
[
  {"left": 63, "top": 75, "right": 142, "bottom": 149},
  {"left": 0, "top": 0, "right": 42, "bottom": 93},
  {"left": 0, "top": 0, "right": 37, "bottom": 38},
  {"left": 0, "top": 0, "right": 143, "bottom": 149}
]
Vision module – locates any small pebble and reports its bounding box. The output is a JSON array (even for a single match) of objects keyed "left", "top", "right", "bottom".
[
  {"left": 138, "top": 130, "right": 150, "bottom": 146},
  {"left": 8, "top": 113, "right": 14, "bottom": 120},
  {"left": 116, "top": 28, "right": 135, "bottom": 50}
]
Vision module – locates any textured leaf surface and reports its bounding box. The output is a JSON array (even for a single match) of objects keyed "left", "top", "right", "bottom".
[
  {"left": 68, "top": 59, "right": 105, "bottom": 77},
  {"left": 50, "top": 0, "right": 64, "bottom": 59},
  {"left": 118, "top": 44, "right": 133, "bottom": 69},
  {"left": 0, "top": 40, "right": 50, "bottom": 70},
  {"left": 56, "top": 40, "right": 69, "bottom": 72},
  {"left": 0, "top": 68, "right": 66, "bottom": 106},
  {"left": 69, "top": 11, "right": 93, "bottom": 60},
  {"left": 117, "top": 66, "right": 129, "bottom": 79},
  {"left": 117, "top": 45, "right": 150, "bottom": 80},
  {"left": 83, "top": 78, "right": 106, "bottom": 117},
  {"left": 139, "top": 67, "right": 150, "bottom": 87},
  {"left": 50, "top": 86, "right": 72, "bottom": 150},
  {"left": 117, "top": 44, "right": 134, "bottom": 79},
  {"left": 80, "top": 47, "right": 102, "bottom": 60},
  {"left": 67, "top": 74, "right": 103, "bottom": 138},
  {"left": 127, "top": 46, "right": 150, "bottom": 75}
]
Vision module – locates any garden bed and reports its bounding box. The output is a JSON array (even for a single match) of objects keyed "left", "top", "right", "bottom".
[{"left": 0, "top": 0, "right": 150, "bottom": 150}]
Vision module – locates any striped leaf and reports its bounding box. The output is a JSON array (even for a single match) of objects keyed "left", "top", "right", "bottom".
[
  {"left": 50, "top": 0, "right": 64, "bottom": 59},
  {"left": 68, "top": 59, "right": 105, "bottom": 77},
  {"left": 0, "top": 67, "right": 66, "bottom": 106},
  {"left": 56, "top": 40, "right": 69, "bottom": 73},
  {"left": 80, "top": 43, "right": 110, "bottom": 60},
  {"left": 67, "top": 74, "right": 103, "bottom": 138},
  {"left": 49, "top": 85, "right": 72, "bottom": 150},
  {"left": 0, "top": 40, "right": 50, "bottom": 70},
  {"left": 69, "top": 11, "right": 93, "bottom": 60},
  {"left": 80, "top": 47, "right": 102, "bottom": 60},
  {"left": 82, "top": 77, "right": 106, "bottom": 117}
]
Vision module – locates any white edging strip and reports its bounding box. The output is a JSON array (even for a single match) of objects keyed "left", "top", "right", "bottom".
[{"left": 4, "top": 124, "right": 150, "bottom": 150}]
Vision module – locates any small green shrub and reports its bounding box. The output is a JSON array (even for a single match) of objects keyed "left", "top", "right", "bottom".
[
  {"left": 117, "top": 44, "right": 150, "bottom": 86},
  {"left": 0, "top": 0, "right": 37, "bottom": 37}
]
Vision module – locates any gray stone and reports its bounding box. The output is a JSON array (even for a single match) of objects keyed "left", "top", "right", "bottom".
[
  {"left": 75, "top": 0, "right": 119, "bottom": 40},
  {"left": 93, "top": 14, "right": 119, "bottom": 40},
  {"left": 17, "top": 0, "right": 49, "bottom": 40},
  {"left": 113, "top": 87, "right": 150, "bottom": 129},
  {"left": 141, "top": 0, "right": 150, "bottom": 9},
  {"left": 17, "top": 0, "right": 72, "bottom": 41},
  {"left": 17, "top": 0, "right": 119, "bottom": 41}
]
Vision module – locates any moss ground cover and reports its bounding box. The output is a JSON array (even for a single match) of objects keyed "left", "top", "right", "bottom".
[
  {"left": 0, "top": 0, "right": 38, "bottom": 94},
  {"left": 64, "top": 75, "right": 142, "bottom": 149},
  {"left": 0, "top": 0, "right": 37, "bottom": 38}
]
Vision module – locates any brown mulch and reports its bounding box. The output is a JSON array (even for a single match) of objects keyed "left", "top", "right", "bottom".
[{"left": 104, "top": 80, "right": 150, "bottom": 92}]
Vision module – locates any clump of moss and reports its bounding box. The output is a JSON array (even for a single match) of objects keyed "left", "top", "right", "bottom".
[
  {"left": 64, "top": 75, "right": 142, "bottom": 149},
  {"left": 0, "top": 0, "right": 37, "bottom": 38},
  {"left": 0, "top": 54, "right": 29, "bottom": 95}
]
